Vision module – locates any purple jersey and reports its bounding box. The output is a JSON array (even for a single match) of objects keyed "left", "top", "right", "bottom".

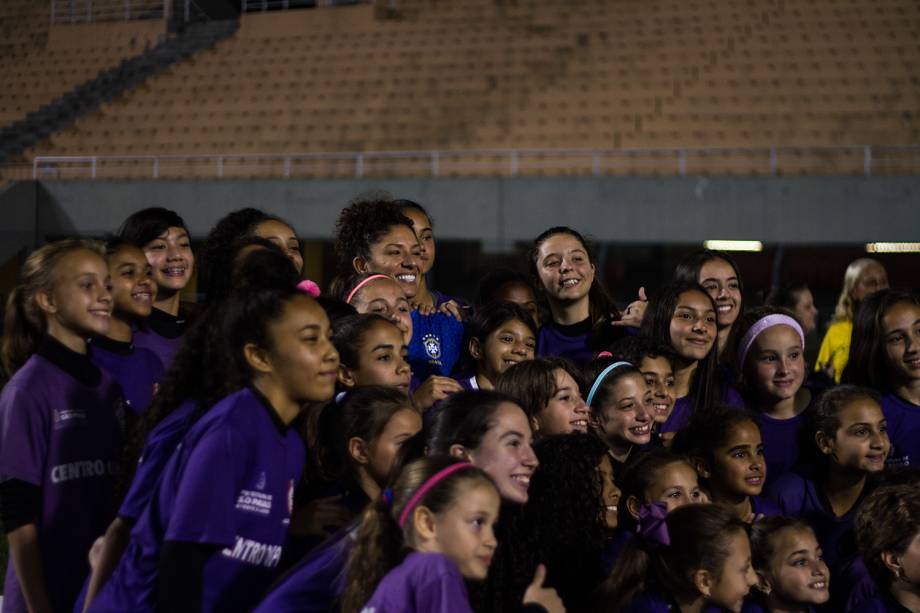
[
  {"left": 764, "top": 471, "right": 864, "bottom": 576},
  {"left": 661, "top": 396, "right": 692, "bottom": 433},
  {"left": 117, "top": 400, "right": 200, "bottom": 522},
  {"left": 0, "top": 339, "right": 124, "bottom": 613},
  {"left": 536, "top": 318, "right": 593, "bottom": 365},
  {"left": 880, "top": 393, "right": 920, "bottom": 469},
  {"left": 844, "top": 556, "right": 879, "bottom": 611},
  {"left": 89, "top": 335, "right": 165, "bottom": 415},
  {"left": 851, "top": 593, "right": 911, "bottom": 612},
  {"left": 756, "top": 411, "right": 809, "bottom": 483},
  {"left": 252, "top": 525, "right": 355, "bottom": 613},
  {"left": 360, "top": 551, "right": 473, "bottom": 613},
  {"left": 89, "top": 388, "right": 305, "bottom": 613},
  {"left": 751, "top": 495, "right": 782, "bottom": 517},
  {"left": 132, "top": 307, "right": 187, "bottom": 370},
  {"left": 408, "top": 311, "right": 465, "bottom": 384}
]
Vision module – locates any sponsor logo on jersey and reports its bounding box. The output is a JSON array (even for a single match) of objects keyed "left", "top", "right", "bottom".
[
  {"left": 220, "top": 536, "right": 282, "bottom": 568},
  {"left": 236, "top": 489, "right": 273, "bottom": 515},
  {"left": 50, "top": 459, "right": 120, "bottom": 483}
]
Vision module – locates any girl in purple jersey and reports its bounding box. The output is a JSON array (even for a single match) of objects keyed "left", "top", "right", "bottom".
[
  {"left": 584, "top": 359, "right": 654, "bottom": 469},
  {"left": 88, "top": 274, "right": 340, "bottom": 613},
  {"left": 118, "top": 207, "right": 196, "bottom": 369},
  {"left": 607, "top": 448, "right": 706, "bottom": 568},
  {"left": 844, "top": 289, "right": 920, "bottom": 469},
  {"left": 731, "top": 307, "right": 813, "bottom": 481},
  {"left": 495, "top": 357, "right": 590, "bottom": 437},
  {"left": 426, "top": 390, "right": 543, "bottom": 613},
  {"left": 597, "top": 503, "right": 757, "bottom": 612},
  {"left": 641, "top": 281, "right": 727, "bottom": 440},
  {"left": 333, "top": 314, "right": 413, "bottom": 396},
  {"left": 529, "top": 227, "right": 628, "bottom": 365},
  {"left": 606, "top": 336, "right": 679, "bottom": 440},
  {"left": 253, "top": 387, "right": 422, "bottom": 612},
  {"left": 342, "top": 456, "right": 562, "bottom": 613},
  {"left": 461, "top": 301, "right": 537, "bottom": 391},
  {"left": 80, "top": 245, "right": 299, "bottom": 611},
  {"left": 674, "top": 249, "right": 746, "bottom": 361},
  {"left": 0, "top": 240, "right": 124, "bottom": 613},
  {"left": 673, "top": 407, "right": 780, "bottom": 522},
  {"left": 744, "top": 517, "right": 830, "bottom": 613},
  {"left": 89, "top": 240, "right": 164, "bottom": 416},
  {"left": 765, "top": 385, "right": 890, "bottom": 607},
  {"left": 855, "top": 484, "right": 920, "bottom": 613}
]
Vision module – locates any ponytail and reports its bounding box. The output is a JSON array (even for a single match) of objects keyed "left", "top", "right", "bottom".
[
  {"left": 341, "top": 456, "right": 496, "bottom": 613},
  {"left": 2, "top": 239, "right": 104, "bottom": 377}
]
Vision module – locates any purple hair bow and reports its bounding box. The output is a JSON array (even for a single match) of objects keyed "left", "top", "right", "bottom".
[{"left": 637, "top": 501, "right": 670, "bottom": 546}]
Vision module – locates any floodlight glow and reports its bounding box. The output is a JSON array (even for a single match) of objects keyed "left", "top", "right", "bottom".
[
  {"left": 703, "top": 240, "right": 763, "bottom": 252},
  {"left": 865, "top": 242, "right": 920, "bottom": 253}
]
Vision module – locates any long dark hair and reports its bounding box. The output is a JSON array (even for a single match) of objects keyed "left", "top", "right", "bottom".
[
  {"left": 119, "top": 248, "right": 301, "bottom": 497},
  {"left": 523, "top": 433, "right": 611, "bottom": 611},
  {"left": 529, "top": 227, "right": 621, "bottom": 339},
  {"left": 426, "top": 389, "right": 523, "bottom": 455},
  {"left": 596, "top": 503, "right": 748, "bottom": 611},
  {"left": 341, "top": 456, "right": 496, "bottom": 613},
  {"left": 842, "top": 289, "right": 920, "bottom": 390},
  {"left": 673, "top": 249, "right": 745, "bottom": 317},
  {"left": 640, "top": 281, "right": 720, "bottom": 415}
]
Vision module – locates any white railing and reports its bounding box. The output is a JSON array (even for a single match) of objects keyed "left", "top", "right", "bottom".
[
  {"left": 28, "top": 145, "right": 920, "bottom": 180},
  {"left": 240, "top": 0, "right": 373, "bottom": 11},
  {"left": 50, "top": 0, "right": 169, "bottom": 24}
]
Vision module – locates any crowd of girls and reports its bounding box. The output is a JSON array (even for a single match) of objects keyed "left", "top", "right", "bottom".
[{"left": 0, "top": 194, "right": 917, "bottom": 613}]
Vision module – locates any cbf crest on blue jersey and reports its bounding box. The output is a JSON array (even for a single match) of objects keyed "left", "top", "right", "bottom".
[{"left": 423, "top": 334, "right": 442, "bottom": 361}]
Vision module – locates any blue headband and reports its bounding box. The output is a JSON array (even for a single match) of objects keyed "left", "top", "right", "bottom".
[{"left": 586, "top": 361, "right": 632, "bottom": 406}]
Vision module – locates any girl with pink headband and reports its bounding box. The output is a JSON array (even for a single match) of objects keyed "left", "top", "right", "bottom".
[
  {"left": 341, "top": 456, "right": 563, "bottom": 613},
  {"left": 732, "top": 307, "right": 812, "bottom": 483}
]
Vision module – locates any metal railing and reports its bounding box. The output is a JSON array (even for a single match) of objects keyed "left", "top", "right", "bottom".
[
  {"left": 50, "top": 0, "right": 169, "bottom": 24},
  {"left": 27, "top": 145, "right": 920, "bottom": 180},
  {"left": 240, "top": 0, "right": 371, "bottom": 11}
]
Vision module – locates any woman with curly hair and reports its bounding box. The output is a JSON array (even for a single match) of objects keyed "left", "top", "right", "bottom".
[
  {"left": 333, "top": 196, "right": 465, "bottom": 407},
  {"left": 521, "top": 432, "right": 621, "bottom": 612}
]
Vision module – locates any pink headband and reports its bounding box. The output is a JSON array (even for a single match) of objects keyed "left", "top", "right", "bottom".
[
  {"left": 737, "top": 314, "right": 805, "bottom": 366},
  {"left": 345, "top": 274, "right": 392, "bottom": 304},
  {"left": 398, "top": 462, "right": 474, "bottom": 528}
]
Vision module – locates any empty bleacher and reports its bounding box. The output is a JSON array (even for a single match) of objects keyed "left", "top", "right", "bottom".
[
  {"left": 0, "top": 0, "right": 165, "bottom": 128},
  {"left": 14, "top": 0, "right": 920, "bottom": 176}
]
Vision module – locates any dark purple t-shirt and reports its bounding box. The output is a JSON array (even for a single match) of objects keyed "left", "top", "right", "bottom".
[
  {"left": 0, "top": 340, "right": 124, "bottom": 613},
  {"left": 756, "top": 410, "right": 809, "bottom": 484},
  {"left": 88, "top": 388, "right": 305, "bottom": 613},
  {"left": 89, "top": 336, "right": 165, "bottom": 415},
  {"left": 132, "top": 307, "right": 187, "bottom": 370},
  {"left": 880, "top": 393, "right": 920, "bottom": 469},
  {"left": 360, "top": 551, "right": 473, "bottom": 613},
  {"left": 117, "top": 399, "right": 200, "bottom": 522},
  {"left": 536, "top": 318, "right": 593, "bottom": 365},
  {"left": 764, "top": 471, "right": 864, "bottom": 580},
  {"left": 251, "top": 525, "right": 355, "bottom": 613}
]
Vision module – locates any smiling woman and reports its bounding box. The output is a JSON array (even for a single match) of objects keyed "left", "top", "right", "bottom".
[{"left": 530, "top": 227, "right": 626, "bottom": 365}]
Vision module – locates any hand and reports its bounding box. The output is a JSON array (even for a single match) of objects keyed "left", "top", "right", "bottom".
[
  {"left": 416, "top": 301, "right": 437, "bottom": 316},
  {"left": 523, "top": 564, "right": 566, "bottom": 613},
  {"left": 437, "top": 300, "right": 464, "bottom": 321},
  {"left": 412, "top": 376, "right": 464, "bottom": 410},
  {"left": 289, "top": 495, "right": 352, "bottom": 539},
  {"left": 612, "top": 287, "right": 647, "bottom": 328}
]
